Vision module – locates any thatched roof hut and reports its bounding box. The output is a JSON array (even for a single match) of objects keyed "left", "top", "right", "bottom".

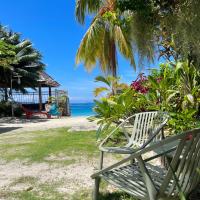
[{"left": 0, "top": 71, "right": 60, "bottom": 111}]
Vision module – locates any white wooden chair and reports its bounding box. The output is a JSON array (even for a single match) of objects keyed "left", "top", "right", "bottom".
[
  {"left": 92, "top": 129, "right": 200, "bottom": 200},
  {"left": 98, "top": 111, "right": 169, "bottom": 169}
]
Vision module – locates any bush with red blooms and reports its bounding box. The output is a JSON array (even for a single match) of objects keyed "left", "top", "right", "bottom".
[
  {"left": 130, "top": 73, "right": 149, "bottom": 94},
  {"left": 156, "top": 77, "right": 162, "bottom": 83}
]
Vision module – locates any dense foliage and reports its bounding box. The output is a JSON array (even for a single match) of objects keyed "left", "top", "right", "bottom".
[
  {"left": 0, "top": 101, "right": 23, "bottom": 117},
  {"left": 0, "top": 26, "right": 44, "bottom": 93},
  {"left": 117, "top": 0, "right": 200, "bottom": 66},
  {"left": 92, "top": 60, "right": 200, "bottom": 134}
]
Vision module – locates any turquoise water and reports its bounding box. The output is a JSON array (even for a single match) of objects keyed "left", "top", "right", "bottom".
[{"left": 70, "top": 103, "right": 95, "bottom": 117}]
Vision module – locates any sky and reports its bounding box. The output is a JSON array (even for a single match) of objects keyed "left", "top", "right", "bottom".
[{"left": 0, "top": 0, "right": 157, "bottom": 103}]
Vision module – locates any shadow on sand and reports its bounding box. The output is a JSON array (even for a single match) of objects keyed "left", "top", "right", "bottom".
[
  {"left": 0, "top": 116, "right": 50, "bottom": 135},
  {"left": 0, "top": 127, "right": 23, "bottom": 134},
  {"left": 0, "top": 116, "right": 49, "bottom": 124}
]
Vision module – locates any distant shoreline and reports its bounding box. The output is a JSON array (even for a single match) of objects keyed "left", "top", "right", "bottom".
[{"left": 0, "top": 116, "right": 98, "bottom": 135}]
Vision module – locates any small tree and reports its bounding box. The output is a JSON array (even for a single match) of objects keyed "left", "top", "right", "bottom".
[{"left": 0, "top": 26, "right": 44, "bottom": 94}]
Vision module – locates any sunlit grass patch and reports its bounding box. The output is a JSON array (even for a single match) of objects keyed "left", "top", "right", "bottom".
[
  {"left": 2, "top": 185, "right": 65, "bottom": 200},
  {"left": 0, "top": 128, "right": 98, "bottom": 163}
]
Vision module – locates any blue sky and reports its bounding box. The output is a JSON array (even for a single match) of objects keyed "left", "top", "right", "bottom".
[{"left": 0, "top": 0, "right": 157, "bottom": 103}]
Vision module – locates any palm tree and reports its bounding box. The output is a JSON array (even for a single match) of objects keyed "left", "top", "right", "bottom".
[
  {"left": 75, "top": 0, "right": 135, "bottom": 77},
  {"left": 0, "top": 40, "right": 16, "bottom": 70},
  {"left": 0, "top": 26, "right": 44, "bottom": 93},
  {"left": 93, "top": 75, "right": 127, "bottom": 96}
]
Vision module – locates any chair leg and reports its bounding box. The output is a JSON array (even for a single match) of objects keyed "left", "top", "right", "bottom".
[
  {"left": 93, "top": 177, "right": 100, "bottom": 200},
  {"left": 99, "top": 151, "right": 104, "bottom": 170},
  {"left": 93, "top": 151, "right": 104, "bottom": 200}
]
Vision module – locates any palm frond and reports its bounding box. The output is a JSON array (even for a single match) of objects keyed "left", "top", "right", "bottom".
[
  {"left": 75, "top": 0, "right": 102, "bottom": 24},
  {"left": 76, "top": 17, "right": 105, "bottom": 71},
  {"left": 93, "top": 87, "right": 109, "bottom": 97},
  {"left": 114, "top": 25, "right": 136, "bottom": 70},
  {"left": 95, "top": 75, "right": 111, "bottom": 86},
  {"left": 16, "top": 39, "right": 31, "bottom": 48}
]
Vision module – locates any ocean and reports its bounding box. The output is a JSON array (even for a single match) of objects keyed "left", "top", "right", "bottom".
[{"left": 70, "top": 103, "right": 95, "bottom": 117}]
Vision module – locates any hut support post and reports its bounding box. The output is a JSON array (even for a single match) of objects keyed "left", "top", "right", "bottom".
[
  {"left": 4, "top": 88, "right": 8, "bottom": 101},
  {"left": 48, "top": 86, "right": 52, "bottom": 97},
  {"left": 39, "top": 85, "right": 42, "bottom": 111}
]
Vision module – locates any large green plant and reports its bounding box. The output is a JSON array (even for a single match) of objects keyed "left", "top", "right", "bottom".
[
  {"left": 147, "top": 64, "right": 176, "bottom": 111},
  {"left": 90, "top": 86, "right": 151, "bottom": 138},
  {"left": 92, "top": 89, "right": 135, "bottom": 122},
  {"left": 0, "top": 26, "right": 44, "bottom": 93},
  {"left": 93, "top": 60, "right": 200, "bottom": 135},
  {"left": 147, "top": 61, "right": 200, "bottom": 133},
  {"left": 0, "top": 40, "right": 17, "bottom": 69},
  {"left": 117, "top": 0, "right": 200, "bottom": 67},
  {"left": 75, "top": 0, "right": 136, "bottom": 76},
  {"left": 93, "top": 75, "right": 128, "bottom": 97}
]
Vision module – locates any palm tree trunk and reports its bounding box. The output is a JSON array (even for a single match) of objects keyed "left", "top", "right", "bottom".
[
  {"left": 110, "top": 39, "right": 117, "bottom": 95},
  {"left": 110, "top": 39, "right": 117, "bottom": 77}
]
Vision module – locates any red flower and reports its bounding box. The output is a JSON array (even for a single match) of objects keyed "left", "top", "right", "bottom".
[
  {"left": 156, "top": 77, "right": 162, "bottom": 83},
  {"left": 131, "top": 73, "right": 149, "bottom": 94}
]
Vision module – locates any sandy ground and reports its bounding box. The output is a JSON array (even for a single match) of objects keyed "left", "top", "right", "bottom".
[
  {"left": 0, "top": 116, "right": 98, "bottom": 135},
  {"left": 0, "top": 116, "right": 114, "bottom": 198},
  {"left": 0, "top": 156, "right": 117, "bottom": 197}
]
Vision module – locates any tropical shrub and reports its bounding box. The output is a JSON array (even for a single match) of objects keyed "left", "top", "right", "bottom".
[
  {"left": 93, "top": 89, "right": 136, "bottom": 123},
  {"left": 92, "top": 60, "right": 200, "bottom": 135},
  {"left": 0, "top": 101, "right": 23, "bottom": 117},
  {"left": 130, "top": 73, "right": 149, "bottom": 94},
  {"left": 91, "top": 80, "right": 150, "bottom": 137},
  {"left": 147, "top": 62, "right": 200, "bottom": 133},
  {"left": 94, "top": 75, "right": 128, "bottom": 97}
]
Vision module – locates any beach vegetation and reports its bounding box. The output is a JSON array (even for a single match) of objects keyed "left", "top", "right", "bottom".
[
  {"left": 0, "top": 128, "right": 98, "bottom": 162},
  {"left": 0, "top": 101, "right": 23, "bottom": 117},
  {"left": 117, "top": 0, "right": 200, "bottom": 67},
  {"left": 93, "top": 75, "right": 128, "bottom": 97},
  {"left": 92, "top": 60, "right": 200, "bottom": 135},
  {"left": 0, "top": 40, "right": 17, "bottom": 69},
  {"left": 75, "top": 0, "right": 135, "bottom": 76},
  {"left": 0, "top": 25, "right": 44, "bottom": 93}
]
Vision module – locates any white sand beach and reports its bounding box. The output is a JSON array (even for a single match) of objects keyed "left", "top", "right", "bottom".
[{"left": 0, "top": 116, "right": 98, "bottom": 135}]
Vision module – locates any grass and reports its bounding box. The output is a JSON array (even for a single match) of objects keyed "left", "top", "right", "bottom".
[
  {"left": 0, "top": 128, "right": 98, "bottom": 163},
  {"left": 1, "top": 182, "right": 66, "bottom": 200}
]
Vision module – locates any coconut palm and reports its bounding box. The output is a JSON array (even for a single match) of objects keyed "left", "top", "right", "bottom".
[
  {"left": 0, "top": 27, "right": 44, "bottom": 93},
  {"left": 75, "top": 0, "right": 135, "bottom": 77},
  {"left": 93, "top": 75, "right": 127, "bottom": 97},
  {"left": 0, "top": 40, "right": 16, "bottom": 70}
]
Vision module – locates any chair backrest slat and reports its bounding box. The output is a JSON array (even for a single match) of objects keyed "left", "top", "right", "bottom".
[
  {"left": 132, "top": 114, "right": 140, "bottom": 142},
  {"left": 159, "top": 130, "right": 200, "bottom": 197},
  {"left": 182, "top": 135, "right": 200, "bottom": 193},
  {"left": 128, "top": 111, "right": 166, "bottom": 147},
  {"left": 138, "top": 113, "right": 146, "bottom": 143},
  {"left": 180, "top": 135, "right": 200, "bottom": 191},
  {"left": 167, "top": 138, "right": 194, "bottom": 195},
  {"left": 188, "top": 149, "right": 200, "bottom": 192}
]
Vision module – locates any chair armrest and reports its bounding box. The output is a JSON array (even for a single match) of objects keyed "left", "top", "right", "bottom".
[{"left": 99, "top": 114, "right": 136, "bottom": 149}]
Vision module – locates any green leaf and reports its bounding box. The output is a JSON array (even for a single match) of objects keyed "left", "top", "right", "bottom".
[
  {"left": 185, "top": 94, "right": 194, "bottom": 105},
  {"left": 93, "top": 87, "right": 109, "bottom": 97}
]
